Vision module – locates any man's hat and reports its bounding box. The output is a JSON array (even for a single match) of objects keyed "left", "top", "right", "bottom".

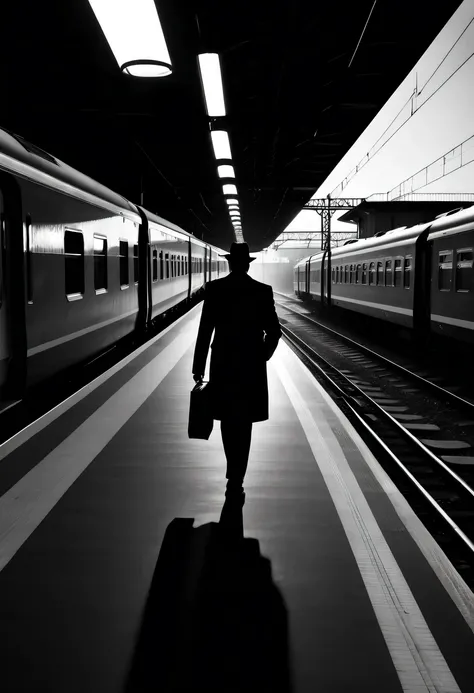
[{"left": 221, "top": 242, "right": 256, "bottom": 263}]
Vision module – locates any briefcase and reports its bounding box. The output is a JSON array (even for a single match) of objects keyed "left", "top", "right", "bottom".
[{"left": 188, "top": 381, "right": 214, "bottom": 440}]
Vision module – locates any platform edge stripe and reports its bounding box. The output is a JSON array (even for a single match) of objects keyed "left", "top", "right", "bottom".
[
  {"left": 273, "top": 348, "right": 462, "bottom": 693},
  {"left": 285, "top": 341, "right": 474, "bottom": 634},
  {"left": 0, "top": 324, "right": 197, "bottom": 572},
  {"left": 0, "top": 303, "right": 202, "bottom": 463}
]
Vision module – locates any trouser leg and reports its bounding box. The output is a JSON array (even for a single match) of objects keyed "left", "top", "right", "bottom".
[{"left": 221, "top": 418, "right": 253, "bottom": 484}]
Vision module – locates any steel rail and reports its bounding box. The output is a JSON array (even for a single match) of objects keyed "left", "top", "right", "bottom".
[
  {"left": 275, "top": 293, "right": 474, "bottom": 412},
  {"left": 281, "top": 323, "right": 474, "bottom": 555}
]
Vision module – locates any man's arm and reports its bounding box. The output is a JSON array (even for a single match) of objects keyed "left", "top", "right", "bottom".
[
  {"left": 192, "top": 284, "right": 215, "bottom": 379},
  {"left": 263, "top": 286, "right": 281, "bottom": 361}
]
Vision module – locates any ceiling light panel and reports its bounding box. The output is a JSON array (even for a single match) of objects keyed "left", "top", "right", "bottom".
[
  {"left": 226, "top": 198, "right": 238, "bottom": 205},
  {"left": 88, "top": 0, "right": 172, "bottom": 77},
  {"left": 222, "top": 184, "right": 237, "bottom": 195},
  {"left": 217, "top": 164, "right": 235, "bottom": 178},
  {"left": 210, "top": 131, "right": 232, "bottom": 160},
  {"left": 198, "top": 53, "right": 226, "bottom": 117}
]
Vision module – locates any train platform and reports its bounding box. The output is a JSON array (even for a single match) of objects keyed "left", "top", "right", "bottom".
[{"left": 0, "top": 303, "right": 473, "bottom": 693}]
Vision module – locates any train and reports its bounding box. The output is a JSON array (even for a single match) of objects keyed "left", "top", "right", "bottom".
[
  {"left": 0, "top": 127, "right": 229, "bottom": 407},
  {"left": 294, "top": 206, "right": 474, "bottom": 344}
]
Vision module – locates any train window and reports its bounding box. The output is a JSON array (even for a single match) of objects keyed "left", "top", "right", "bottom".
[
  {"left": 159, "top": 251, "right": 164, "bottom": 279},
  {"left": 332, "top": 267, "right": 336, "bottom": 284},
  {"left": 349, "top": 264, "right": 354, "bottom": 283},
  {"left": 404, "top": 257, "right": 412, "bottom": 288},
  {"left": 362, "top": 263, "right": 367, "bottom": 285},
  {"left": 119, "top": 240, "right": 129, "bottom": 287},
  {"left": 438, "top": 251, "right": 452, "bottom": 291},
  {"left": 369, "top": 262, "right": 375, "bottom": 285},
  {"left": 335, "top": 267, "right": 339, "bottom": 284},
  {"left": 165, "top": 253, "right": 170, "bottom": 278},
  {"left": 344, "top": 265, "right": 349, "bottom": 283},
  {"left": 356, "top": 264, "right": 361, "bottom": 284},
  {"left": 93, "top": 235, "right": 107, "bottom": 292},
  {"left": 376, "top": 260, "right": 384, "bottom": 285},
  {"left": 385, "top": 260, "right": 393, "bottom": 287},
  {"left": 64, "top": 230, "right": 84, "bottom": 297},
  {"left": 394, "top": 258, "right": 402, "bottom": 287},
  {"left": 177, "top": 255, "right": 180, "bottom": 277},
  {"left": 182, "top": 256, "right": 185, "bottom": 275},
  {"left": 133, "top": 244, "right": 139, "bottom": 283},
  {"left": 152, "top": 248, "right": 158, "bottom": 282},
  {"left": 455, "top": 248, "right": 472, "bottom": 292}
]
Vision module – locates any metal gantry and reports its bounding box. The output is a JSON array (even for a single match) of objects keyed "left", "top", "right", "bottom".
[
  {"left": 272, "top": 231, "right": 357, "bottom": 250},
  {"left": 303, "top": 196, "right": 364, "bottom": 306}
]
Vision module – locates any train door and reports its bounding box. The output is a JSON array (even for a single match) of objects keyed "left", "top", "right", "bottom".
[
  {"left": 0, "top": 189, "right": 10, "bottom": 399},
  {"left": 0, "top": 174, "right": 27, "bottom": 402},
  {"left": 305, "top": 258, "right": 311, "bottom": 294},
  {"left": 321, "top": 250, "right": 327, "bottom": 304},
  {"left": 413, "top": 223, "right": 433, "bottom": 341}
]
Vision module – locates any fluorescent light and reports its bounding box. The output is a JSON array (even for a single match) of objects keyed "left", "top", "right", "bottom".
[
  {"left": 223, "top": 184, "right": 237, "bottom": 195},
  {"left": 210, "top": 131, "right": 232, "bottom": 159},
  {"left": 88, "top": 0, "right": 172, "bottom": 77},
  {"left": 226, "top": 198, "right": 238, "bottom": 205},
  {"left": 230, "top": 213, "right": 241, "bottom": 218},
  {"left": 198, "top": 54, "right": 226, "bottom": 117},
  {"left": 217, "top": 164, "right": 235, "bottom": 178},
  {"left": 228, "top": 204, "right": 239, "bottom": 209}
]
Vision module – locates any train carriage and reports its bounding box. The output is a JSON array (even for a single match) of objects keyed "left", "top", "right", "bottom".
[
  {"left": 427, "top": 208, "right": 474, "bottom": 341},
  {"left": 294, "top": 205, "right": 474, "bottom": 345},
  {"left": 0, "top": 126, "right": 229, "bottom": 405}
]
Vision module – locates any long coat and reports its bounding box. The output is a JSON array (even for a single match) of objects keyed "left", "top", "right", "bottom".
[{"left": 192, "top": 272, "right": 282, "bottom": 422}]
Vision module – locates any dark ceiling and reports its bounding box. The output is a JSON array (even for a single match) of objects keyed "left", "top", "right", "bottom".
[{"left": 0, "top": 1, "right": 462, "bottom": 251}]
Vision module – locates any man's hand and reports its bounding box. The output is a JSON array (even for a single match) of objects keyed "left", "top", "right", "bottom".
[{"left": 193, "top": 374, "right": 204, "bottom": 383}]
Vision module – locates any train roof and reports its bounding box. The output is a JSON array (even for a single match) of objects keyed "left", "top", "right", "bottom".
[
  {"left": 295, "top": 204, "right": 474, "bottom": 267},
  {"left": 142, "top": 207, "right": 229, "bottom": 253},
  {"left": 142, "top": 207, "right": 198, "bottom": 243},
  {"left": 0, "top": 127, "right": 140, "bottom": 218}
]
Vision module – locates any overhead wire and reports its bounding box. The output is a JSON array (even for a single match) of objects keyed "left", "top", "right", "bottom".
[
  {"left": 348, "top": 0, "right": 378, "bottom": 69},
  {"left": 330, "top": 14, "right": 474, "bottom": 197}
]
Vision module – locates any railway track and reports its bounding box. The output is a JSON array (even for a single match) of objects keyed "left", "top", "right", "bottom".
[{"left": 276, "top": 297, "right": 474, "bottom": 585}]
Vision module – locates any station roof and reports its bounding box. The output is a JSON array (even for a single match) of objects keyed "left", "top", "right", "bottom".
[
  {"left": 338, "top": 197, "right": 474, "bottom": 224},
  {"left": 0, "top": 1, "right": 463, "bottom": 251}
]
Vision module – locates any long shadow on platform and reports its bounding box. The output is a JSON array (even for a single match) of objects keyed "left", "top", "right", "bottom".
[{"left": 124, "top": 499, "right": 293, "bottom": 693}]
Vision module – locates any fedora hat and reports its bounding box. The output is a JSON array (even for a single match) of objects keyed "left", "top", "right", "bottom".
[{"left": 221, "top": 242, "right": 256, "bottom": 263}]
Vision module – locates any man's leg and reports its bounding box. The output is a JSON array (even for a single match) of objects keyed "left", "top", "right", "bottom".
[{"left": 221, "top": 417, "right": 253, "bottom": 486}]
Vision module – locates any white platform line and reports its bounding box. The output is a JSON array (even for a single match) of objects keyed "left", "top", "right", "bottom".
[
  {"left": 0, "top": 303, "right": 202, "bottom": 462},
  {"left": 273, "top": 345, "right": 462, "bottom": 693},
  {"left": 0, "top": 317, "right": 199, "bottom": 573}
]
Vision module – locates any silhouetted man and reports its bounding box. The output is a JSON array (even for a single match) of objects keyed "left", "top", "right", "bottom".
[{"left": 192, "top": 242, "right": 281, "bottom": 503}]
